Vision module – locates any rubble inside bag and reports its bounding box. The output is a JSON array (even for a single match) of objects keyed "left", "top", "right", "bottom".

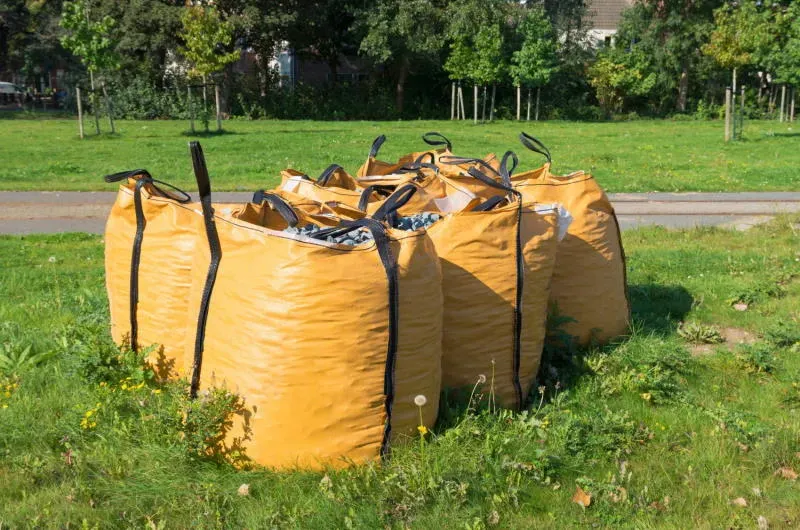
[
  {"left": 283, "top": 223, "right": 375, "bottom": 246},
  {"left": 391, "top": 212, "right": 442, "bottom": 231}
]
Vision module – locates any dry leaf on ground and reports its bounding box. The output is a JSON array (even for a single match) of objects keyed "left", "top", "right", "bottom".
[
  {"left": 775, "top": 467, "right": 798, "bottom": 480},
  {"left": 237, "top": 483, "right": 250, "bottom": 496},
  {"left": 572, "top": 486, "right": 592, "bottom": 508},
  {"left": 731, "top": 497, "right": 748, "bottom": 507}
]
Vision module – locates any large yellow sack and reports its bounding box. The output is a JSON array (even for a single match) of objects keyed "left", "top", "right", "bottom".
[
  {"left": 509, "top": 134, "right": 629, "bottom": 345},
  {"left": 184, "top": 143, "right": 443, "bottom": 470},
  {"left": 373, "top": 178, "right": 562, "bottom": 409},
  {"left": 104, "top": 173, "right": 313, "bottom": 378}
]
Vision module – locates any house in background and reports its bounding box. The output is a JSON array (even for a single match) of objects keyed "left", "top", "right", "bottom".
[{"left": 586, "top": 0, "right": 634, "bottom": 46}]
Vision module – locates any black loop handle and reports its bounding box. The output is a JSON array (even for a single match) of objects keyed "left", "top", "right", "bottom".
[
  {"left": 439, "top": 155, "right": 502, "bottom": 177},
  {"left": 499, "top": 151, "right": 519, "bottom": 187},
  {"left": 357, "top": 184, "right": 395, "bottom": 212},
  {"left": 251, "top": 191, "right": 300, "bottom": 227},
  {"left": 317, "top": 164, "right": 343, "bottom": 186},
  {"left": 471, "top": 195, "right": 508, "bottom": 212},
  {"left": 103, "top": 169, "right": 191, "bottom": 203},
  {"left": 466, "top": 167, "right": 519, "bottom": 195},
  {"left": 414, "top": 152, "right": 435, "bottom": 165},
  {"left": 369, "top": 135, "right": 387, "bottom": 159},
  {"left": 422, "top": 131, "right": 452, "bottom": 151},
  {"left": 519, "top": 133, "right": 552, "bottom": 163},
  {"left": 371, "top": 184, "right": 418, "bottom": 222}
]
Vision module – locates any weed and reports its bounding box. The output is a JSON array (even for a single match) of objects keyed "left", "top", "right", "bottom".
[
  {"left": 763, "top": 320, "right": 800, "bottom": 348},
  {"left": 734, "top": 342, "right": 778, "bottom": 374},
  {"left": 702, "top": 404, "right": 771, "bottom": 445},
  {"left": 677, "top": 321, "right": 724, "bottom": 344}
]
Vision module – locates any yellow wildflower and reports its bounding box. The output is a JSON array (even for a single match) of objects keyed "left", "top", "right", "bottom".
[{"left": 417, "top": 425, "right": 428, "bottom": 436}]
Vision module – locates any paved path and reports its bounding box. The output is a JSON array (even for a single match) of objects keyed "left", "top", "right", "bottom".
[{"left": 1, "top": 191, "right": 799, "bottom": 235}]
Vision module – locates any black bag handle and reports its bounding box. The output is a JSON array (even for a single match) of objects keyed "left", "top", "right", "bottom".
[
  {"left": 188, "top": 141, "right": 222, "bottom": 399},
  {"left": 317, "top": 164, "right": 343, "bottom": 186},
  {"left": 471, "top": 195, "right": 508, "bottom": 212},
  {"left": 439, "top": 155, "right": 502, "bottom": 178},
  {"left": 104, "top": 169, "right": 192, "bottom": 203},
  {"left": 422, "top": 131, "right": 452, "bottom": 152},
  {"left": 371, "top": 184, "right": 418, "bottom": 223},
  {"left": 414, "top": 152, "right": 436, "bottom": 165},
  {"left": 519, "top": 133, "right": 552, "bottom": 163},
  {"left": 251, "top": 190, "right": 300, "bottom": 227},
  {"left": 357, "top": 184, "right": 395, "bottom": 212},
  {"left": 369, "top": 134, "right": 387, "bottom": 159},
  {"left": 499, "top": 151, "right": 518, "bottom": 187}
]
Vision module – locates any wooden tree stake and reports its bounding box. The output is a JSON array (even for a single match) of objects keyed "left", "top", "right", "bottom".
[{"left": 76, "top": 87, "right": 84, "bottom": 139}]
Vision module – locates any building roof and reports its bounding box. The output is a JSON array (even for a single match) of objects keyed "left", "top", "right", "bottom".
[{"left": 587, "top": 0, "right": 633, "bottom": 31}]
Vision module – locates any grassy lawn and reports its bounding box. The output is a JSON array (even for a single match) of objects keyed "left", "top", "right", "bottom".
[
  {"left": 1, "top": 117, "right": 799, "bottom": 192},
  {"left": 1, "top": 218, "right": 799, "bottom": 528}
]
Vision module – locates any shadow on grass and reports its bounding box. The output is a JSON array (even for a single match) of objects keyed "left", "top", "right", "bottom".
[
  {"left": 629, "top": 283, "right": 694, "bottom": 335},
  {"left": 180, "top": 129, "right": 244, "bottom": 137}
]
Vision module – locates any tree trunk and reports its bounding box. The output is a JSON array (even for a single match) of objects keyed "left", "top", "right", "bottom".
[
  {"left": 489, "top": 85, "right": 496, "bottom": 122},
  {"left": 451, "top": 82, "right": 456, "bottom": 120},
  {"left": 526, "top": 88, "right": 531, "bottom": 121},
  {"left": 215, "top": 84, "right": 222, "bottom": 132},
  {"left": 535, "top": 86, "right": 541, "bottom": 121},
  {"left": 473, "top": 84, "right": 478, "bottom": 124},
  {"left": 395, "top": 58, "right": 410, "bottom": 116},
  {"left": 769, "top": 83, "right": 776, "bottom": 115},
  {"left": 677, "top": 62, "right": 689, "bottom": 112},
  {"left": 89, "top": 70, "right": 100, "bottom": 135},
  {"left": 102, "top": 82, "right": 115, "bottom": 134},
  {"left": 459, "top": 85, "right": 465, "bottom": 120},
  {"left": 188, "top": 86, "right": 195, "bottom": 133},
  {"left": 516, "top": 85, "right": 521, "bottom": 121}
]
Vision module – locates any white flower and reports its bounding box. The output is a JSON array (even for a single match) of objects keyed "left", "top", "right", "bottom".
[
  {"left": 414, "top": 395, "right": 427, "bottom": 407},
  {"left": 477, "top": 374, "right": 487, "bottom": 384},
  {"left": 48, "top": 256, "right": 56, "bottom": 263}
]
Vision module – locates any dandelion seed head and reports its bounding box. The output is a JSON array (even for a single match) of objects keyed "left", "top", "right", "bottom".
[
  {"left": 477, "top": 374, "right": 487, "bottom": 384},
  {"left": 414, "top": 394, "right": 427, "bottom": 407},
  {"left": 48, "top": 256, "right": 56, "bottom": 263}
]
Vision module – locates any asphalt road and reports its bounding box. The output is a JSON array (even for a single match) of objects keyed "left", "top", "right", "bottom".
[{"left": 1, "top": 191, "right": 799, "bottom": 235}]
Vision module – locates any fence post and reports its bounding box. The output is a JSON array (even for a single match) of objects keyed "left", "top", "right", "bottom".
[
  {"left": 76, "top": 87, "right": 84, "bottom": 139},
  {"left": 738, "top": 85, "right": 745, "bottom": 140},
  {"left": 473, "top": 84, "right": 478, "bottom": 124},
  {"left": 102, "top": 83, "right": 116, "bottom": 134},
  {"left": 724, "top": 87, "right": 732, "bottom": 142},
  {"left": 779, "top": 84, "right": 786, "bottom": 123},
  {"left": 451, "top": 82, "right": 456, "bottom": 120},
  {"left": 215, "top": 84, "right": 222, "bottom": 132},
  {"left": 188, "top": 86, "right": 195, "bottom": 133}
]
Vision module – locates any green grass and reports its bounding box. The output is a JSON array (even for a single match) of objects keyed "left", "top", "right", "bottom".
[
  {"left": 1, "top": 118, "right": 799, "bottom": 192},
  {"left": 1, "top": 217, "right": 799, "bottom": 528}
]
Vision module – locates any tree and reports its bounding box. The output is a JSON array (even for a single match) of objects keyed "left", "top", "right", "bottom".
[
  {"left": 588, "top": 48, "right": 656, "bottom": 116},
  {"left": 510, "top": 6, "right": 557, "bottom": 120},
  {"left": 179, "top": 3, "right": 240, "bottom": 131},
  {"left": 473, "top": 24, "right": 506, "bottom": 121},
  {"left": 703, "top": 1, "right": 773, "bottom": 93},
  {"left": 60, "top": 0, "right": 119, "bottom": 134},
  {"left": 615, "top": 0, "right": 720, "bottom": 113},
  {"left": 357, "top": 0, "right": 445, "bottom": 115}
]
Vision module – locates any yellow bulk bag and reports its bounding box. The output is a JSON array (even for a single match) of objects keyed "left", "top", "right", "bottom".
[
  {"left": 373, "top": 178, "right": 561, "bottom": 409},
  {"left": 509, "top": 134, "right": 629, "bottom": 345},
  {"left": 184, "top": 143, "right": 443, "bottom": 470},
  {"left": 104, "top": 173, "right": 314, "bottom": 378}
]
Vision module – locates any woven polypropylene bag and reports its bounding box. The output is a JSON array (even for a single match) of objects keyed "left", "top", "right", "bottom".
[{"left": 181, "top": 143, "right": 443, "bottom": 470}]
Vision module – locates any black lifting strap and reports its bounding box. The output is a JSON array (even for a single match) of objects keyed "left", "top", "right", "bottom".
[
  {"left": 421, "top": 131, "right": 453, "bottom": 152},
  {"left": 251, "top": 190, "right": 300, "bottom": 227},
  {"left": 317, "top": 164, "right": 343, "bottom": 187},
  {"left": 188, "top": 141, "right": 222, "bottom": 399},
  {"left": 369, "top": 134, "right": 387, "bottom": 159},
  {"left": 371, "top": 184, "right": 418, "bottom": 226},
  {"left": 467, "top": 167, "right": 526, "bottom": 410},
  {"left": 518, "top": 132, "right": 552, "bottom": 164},
  {"left": 103, "top": 169, "right": 191, "bottom": 353},
  {"left": 357, "top": 184, "right": 395, "bottom": 212}
]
